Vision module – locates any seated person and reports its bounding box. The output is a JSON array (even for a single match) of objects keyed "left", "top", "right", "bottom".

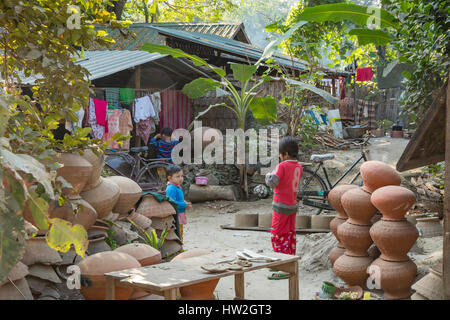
[{"left": 149, "top": 127, "right": 179, "bottom": 162}]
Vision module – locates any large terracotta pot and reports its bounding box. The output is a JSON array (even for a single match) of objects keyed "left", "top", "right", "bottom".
[
  {"left": 371, "top": 257, "right": 417, "bottom": 299},
  {"left": 337, "top": 222, "right": 372, "bottom": 257},
  {"left": 329, "top": 246, "right": 346, "bottom": 266},
  {"left": 21, "top": 236, "right": 63, "bottom": 266},
  {"left": 87, "top": 236, "right": 112, "bottom": 255},
  {"left": 327, "top": 184, "right": 358, "bottom": 218},
  {"left": 171, "top": 249, "right": 219, "bottom": 300},
  {"left": 49, "top": 199, "right": 97, "bottom": 230},
  {"left": 55, "top": 152, "right": 93, "bottom": 199},
  {"left": 370, "top": 186, "right": 416, "bottom": 221},
  {"left": 80, "top": 177, "right": 120, "bottom": 219},
  {"left": 129, "top": 210, "right": 153, "bottom": 230},
  {"left": 359, "top": 161, "right": 401, "bottom": 194},
  {"left": 106, "top": 176, "right": 142, "bottom": 215},
  {"left": 370, "top": 219, "right": 419, "bottom": 262},
  {"left": 81, "top": 149, "right": 105, "bottom": 192},
  {"left": 341, "top": 188, "right": 377, "bottom": 225},
  {"left": 333, "top": 255, "right": 373, "bottom": 289},
  {"left": 114, "top": 243, "right": 161, "bottom": 266},
  {"left": 330, "top": 216, "right": 347, "bottom": 244},
  {"left": 77, "top": 251, "right": 141, "bottom": 300}
]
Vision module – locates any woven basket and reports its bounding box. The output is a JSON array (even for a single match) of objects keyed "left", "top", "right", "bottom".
[{"left": 136, "top": 195, "right": 176, "bottom": 218}]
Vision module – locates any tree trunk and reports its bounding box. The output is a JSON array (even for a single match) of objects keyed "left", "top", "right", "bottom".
[
  {"left": 142, "top": 0, "right": 149, "bottom": 23},
  {"left": 106, "top": 0, "right": 128, "bottom": 20}
]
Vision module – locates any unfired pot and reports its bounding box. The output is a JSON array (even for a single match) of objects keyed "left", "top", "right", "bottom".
[
  {"left": 80, "top": 149, "right": 105, "bottom": 192},
  {"left": 106, "top": 176, "right": 142, "bottom": 215},
  {"left": 370, "top": 186, "right": 416, "bottom": 221},
  {"left": 49, "top": 199, "right": 97, "bottom": 231},
  {"left": 330, "top": 216, "right": 347, "bottom": 244},
  {"left": 80, "top": 177, "right": 120, "bottom": 219},
  {"left": 114, "top": 243, "right": 161, "bottom": 266},
  {"left": 55, "top": 152, "right": 93, "bottom": 199},
  {"left": 337, "top": 222, "right": 372, "bottom": 257},
  {"left": 329, "top": 246, "right": 346, "bottom": 266},
  {"left": 333, "top": 255, "right": 373, "bottom": 289},
  {"left": 327, "top": 184, "right": 358, "bottom": 218}
]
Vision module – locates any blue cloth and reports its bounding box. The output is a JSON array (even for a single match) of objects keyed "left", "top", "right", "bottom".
[
  {"left": 149, "top": 137, "right": 179, "bottom": 160},
  {"left": 165, "top": 183, "right": 187, "bottom": 213}
]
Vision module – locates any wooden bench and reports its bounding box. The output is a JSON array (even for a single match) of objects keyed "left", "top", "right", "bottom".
[{"left": 104, "top": 251, "right": 301, "bottom": 300}]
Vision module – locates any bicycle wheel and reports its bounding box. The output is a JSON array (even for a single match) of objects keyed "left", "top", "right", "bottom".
[
  {"left": 136, "top": 162, "right": 170, "bottom": 193},
  {"left": 297, "top": 168, "right": 330, "bottom": 214}
]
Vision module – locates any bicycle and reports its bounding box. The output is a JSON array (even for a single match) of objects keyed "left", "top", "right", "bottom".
[
  {"left": 104, "top": 146, "right": 172, "bottom": 193},
  {"left": 297, "top": 134, "right": 374, "bottom": 214}
]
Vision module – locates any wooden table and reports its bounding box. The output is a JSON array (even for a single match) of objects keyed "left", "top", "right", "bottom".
[{"left": 104, "top": 251, "right": 301, "bottom": 300}]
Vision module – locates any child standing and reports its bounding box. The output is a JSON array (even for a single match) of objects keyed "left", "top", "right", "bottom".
[
  {"left": 265, "top": 137, "right": 303, "bottom": 279},
  {"left": 165, "top": 165, "right": 191, "bottom": 242},
  {"left": 149, "top": 127, "right": 179, "bottom": 162}
]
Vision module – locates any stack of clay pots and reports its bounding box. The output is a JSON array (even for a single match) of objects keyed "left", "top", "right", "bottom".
[
  {"left": 328, "top": 185, "right": 358, "bottom": 265},
  {"left": 135, "top": 194, "right": 182, "bottom": 258},
  {"left": 332, "top": 161, "right": 402, "bottom": 289},
  {"left": 370, "top": 184, "right": 418, "bottom": 299}
]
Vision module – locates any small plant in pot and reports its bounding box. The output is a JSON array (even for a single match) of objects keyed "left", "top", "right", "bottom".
[{"left": 374, "top": 120, "right": 393, "bottom": 137}]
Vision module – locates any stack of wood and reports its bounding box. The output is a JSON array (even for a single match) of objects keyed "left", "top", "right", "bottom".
[
  {"left": 135, "top": 195, "right": 183, "bottom": 258},
  {"left": 313, "top": 132, "right": 346, "bottom": 149},
  {"left": 409, "top": 176, "right": 444, "bottom": 216}
]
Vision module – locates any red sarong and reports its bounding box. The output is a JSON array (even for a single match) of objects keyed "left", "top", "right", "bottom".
[{"left": 271, "top": 211, "right": 296, "bottom": 255}]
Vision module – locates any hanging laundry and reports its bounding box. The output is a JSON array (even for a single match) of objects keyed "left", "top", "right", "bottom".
[
  {"left": 150, "top": 92, "right": 161, "bottom": 123},
  {"left": 356, "top": 67, "right": 374, "bottom": 82},
  {"left": 65, "top": 108, "right": 85, "bottom": 132},
  {"left": 160, "top": 90, "right": 192, "bottom": 130},
  {"left": 339, "top": 76, "right": 346, "bottom": 100},
  {"left": 136, "top": 117, "right": 153, "bottom": 145},
  {"left": 105, "top": 88, "right": 120, "bottom": 109},
  {"left": 92, "top": 98, "right": 108, "bottom": 133},
  {"left": 134, "top": 95, "right": 156, "bottom": 123},
  {"left": 119, "top": 109, "right": 133, "bottom": 150},
  {"left": 120, "top": 88, "right": 135, "bottom": 107},
  {"left": 88, "top": 98, "right": 105, "bottom": 139},
  {"left": 102, "top": 109, "right": 122, "bottom": 149}
]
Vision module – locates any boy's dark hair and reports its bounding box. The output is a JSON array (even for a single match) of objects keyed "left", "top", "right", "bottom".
[
  {"left": 279, "top": 136, "right": 299, "bottom": 158},
  {"left": 161, "top": 127, "right": 173, "bottom": 137},
  {"left": 166, "top": 164, "right": 182, "bottom": 177}
]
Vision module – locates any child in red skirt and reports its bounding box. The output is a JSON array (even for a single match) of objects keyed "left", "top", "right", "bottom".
[{"left": 265, "top": 137, "right": 303, "bottom": 279}]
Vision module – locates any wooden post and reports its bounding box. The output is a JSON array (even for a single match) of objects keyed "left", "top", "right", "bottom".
[
  {"left": 105, "top": 276, "right": 116, "bottom": 300},
  {"left": 134, "top": 65, "right": 141, "bottom": 147},
  {"left": 234, "top": 273, "right": 245, "bottom": 300},
  {"left": 444, "top": 74, "right": 450, "bottom": 300}
]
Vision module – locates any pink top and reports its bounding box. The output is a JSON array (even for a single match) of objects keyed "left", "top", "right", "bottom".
[
  {"left": 273, "top": 160, "right": 303, "bottom": 205},
  {"left": 93, "top": 98, "right": 108, "bottom": 133}
]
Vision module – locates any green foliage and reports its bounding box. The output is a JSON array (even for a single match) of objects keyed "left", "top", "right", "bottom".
[
  {"left": 383, "top": 0, "right": 450, "bottom": 121},
  {"left": 181, "top": 78, "right": 221, "bottom": 99},
  {"left": 127, "top": 218, "right": 168, "bottom": 250},
  {"left": 298, "top": 113, "right": 320, "bottom": 150},
  {"left": 376, "top": 119, "right": 393, "bottom": 130},
  {"left": 46, "top": 218, "right": 89, "bottom": 257}
]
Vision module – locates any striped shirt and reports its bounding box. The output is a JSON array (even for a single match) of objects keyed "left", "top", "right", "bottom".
[{"left": 149, "top": 137, "right": 179, "bottom": 160}]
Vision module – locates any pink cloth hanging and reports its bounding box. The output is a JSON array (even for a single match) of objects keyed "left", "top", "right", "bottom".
[
  {"left": 92, "top": 98, "right": 108, "bottom": 133},
  {"left": 160, "top": 90, "right": 192, "bottom": 131},
  {"left": 356, "top": 67, "right": 374, "bottom": 82}
]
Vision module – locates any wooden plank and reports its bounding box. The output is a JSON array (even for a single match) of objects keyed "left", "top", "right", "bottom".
[
  {"left": 163, "top": 288, "right": 178, "bottom": 300},
  {"left": 444, "top": 73, "right": 450, "bottom": 300},
  {"left": 105, "top": 251, "right": 300, "bottom": 292},
  {"left": 289, "top": 260, "right": 299, "bottom": 300},
  {"left": 234, "top": 273, "right": 245, "bottom": 300},
  {"left": 105, "top": 276, "right": 116, "bottom": 300}
]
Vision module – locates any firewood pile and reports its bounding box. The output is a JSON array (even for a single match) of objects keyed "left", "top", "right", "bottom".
[
  {"left": 408, "top": 176, "right": 444, "bottom": 216},
  {"left": 313, "top": 132, "right": 346, "bottom": 149}
]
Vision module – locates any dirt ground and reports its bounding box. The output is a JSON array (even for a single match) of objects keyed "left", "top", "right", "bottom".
[{"left": 182, "top": 136, "right": 443, "bottom": 300}]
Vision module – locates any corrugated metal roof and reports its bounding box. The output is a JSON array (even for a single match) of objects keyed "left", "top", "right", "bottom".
[
  {"left": 20, "top": 50, "right": 166, "bottom": 84},
  {"left": 138, "top": 22, "right": 248, "bottom": 42}
]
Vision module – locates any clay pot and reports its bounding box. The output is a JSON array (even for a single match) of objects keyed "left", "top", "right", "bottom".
[
  {"left": 114, "top": 243, "right": 162, "bottom": 266},
  {"left": 329, "top": 246, "right": 346, "bottom": 266},
  {"left": 295, "top": 215, "right": 310, "bottom": 229},
  {"left": 359, "top": 161, "right": 401, "bottom": 193},
  {"left": 333, "top": 255, "right": 373, "bottom": 289},
  {"left": 411, "top": 266, "right": 444, "bottom": 300},
  {"left": 81, "top": 149, "right": 105, "bottom": 192},
  {"left": 341, "top": 188, "right": 377, "bottom": 225},
  {"left": 327, "top": 184, "right": 358, "bottom": 218},
  {"left": 80, "top": 177, "right": 120, "bottom": 219},
  {"left": 21, "top": 236, "right": 63, "bottom": 266},
  {"left": 106, "top": 176, "right": 142, "bottom": 215},
  {"left": 337, "top": 222, "right": 372, "bottom": 257},
  {"left": 0, "top": 262, "right": 29, "bottom": 286},
  {"left": 171, "top": 249, "right": 218, "bottom": 300},
  {"left": 77, "top": 251, "right": 141, "bottom": 300},
  {"left": 371, "top": 257, "right": 417, "bottom": 299},
  {"left": 55, "top": 152, "right": 93, "bottom": 199},
  {"left": 136, "top": 195, "right": 176, "bottom": 218},
  {"left": 416, "top": 217, "right": 443, "bottom": 238},
  {"left": 87, "top": 225, "right": 109, "bottom": 239},
  {"left": 87, "top": 236, "right": 111, "bottom": 255},
  {"left": 330, "top": 217, "right": 347, "bottom": 243},
  {"left": 370, "top": 219, "right": 418, "bottom": 262},
  {"left": 129, "top": 210, "right": 152, "bottom": 230},
  {"left": 370, "top": 186, "right": 416, "bottom": 221},
  {"left": 49, "top": 199, "right": 97, "bottom": 231}
]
